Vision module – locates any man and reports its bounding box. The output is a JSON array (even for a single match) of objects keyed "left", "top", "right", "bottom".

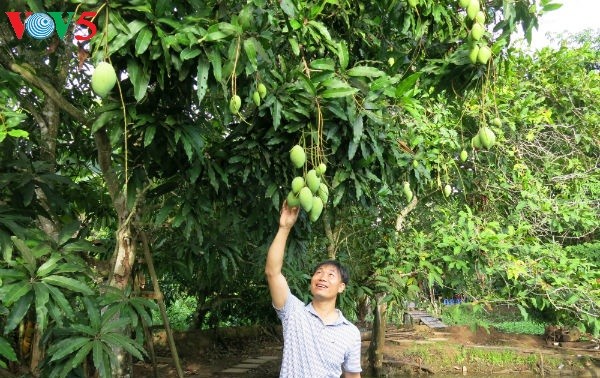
[{"left": 265, "top": 201, "right": 362, "bottom": 378}]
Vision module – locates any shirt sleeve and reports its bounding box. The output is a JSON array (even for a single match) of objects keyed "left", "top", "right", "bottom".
[
  {"left": 343, "top": 328, "right": 362, "bottom": 373},
  {"left": 274, "top": 289, "right": 303, "bottom": 322}
]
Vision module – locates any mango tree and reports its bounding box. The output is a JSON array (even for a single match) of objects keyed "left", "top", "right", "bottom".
[{"left": 0, "top": 0, "right": 545, "bottom": 376}]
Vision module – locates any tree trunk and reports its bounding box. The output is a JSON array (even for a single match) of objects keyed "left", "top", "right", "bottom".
[{"left": 368, "top": 295, "right": 387, "bottom": 377}]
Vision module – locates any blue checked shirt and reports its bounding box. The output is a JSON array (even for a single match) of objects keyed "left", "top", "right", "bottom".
[{"left": 275, "top": 291, "right": 362, "bottom": 378}]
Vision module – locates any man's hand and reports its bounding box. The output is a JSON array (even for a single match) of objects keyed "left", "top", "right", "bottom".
[{"left": 279, "top": 201, "right": 300, "bottom": 230}]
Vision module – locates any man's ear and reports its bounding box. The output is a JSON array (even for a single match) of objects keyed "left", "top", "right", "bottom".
[{"left": 338, "top": 283, "right": 346, "bottom": 293}]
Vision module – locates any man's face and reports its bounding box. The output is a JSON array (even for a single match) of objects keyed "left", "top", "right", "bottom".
[{"left": 310, "top": 264, "right": 346, "bottom": 300}]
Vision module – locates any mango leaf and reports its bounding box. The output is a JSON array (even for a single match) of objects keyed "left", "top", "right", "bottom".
[
  {"left": 4, "top": 290, "right": 33, "bottom": 333},
  {"left": 196, "top": 59, "right": 210, "bottom": 105},
  {"left": 348, "top": 140, "right": 358, "bottom": 160},
  {"left": 337, "top": 41, "right": 349, "bottom": 70},
  {"left": 288, "top": 37, "right": 300, "bottom": 56},
  {"left": 2, "top": 282, "right": 32, "bottom": 306},
  {"left": 321, "top": 87, "right": 359, "bottom": 98},
  {"left": 542, "top": 3, "right": 562, "bottom": 11},
  {"left": 346, "top": 66, "right": 385, "bottom": 78},
  {"left": 11, "top": 236, "right": 35, "bottom": 276},
  {"left": 310, "top": 58, "right": 335, "bottom": 71},
  {"left": 308, "top": 20, "right": 331, "bottom": 41},
  {"left": 58, "top": 220, "right": 80, "bottom": 246},
  {"left": 207, "top": 48, "right": 222, "bottom": 82},
  {"left": 41, "top": 275, "right": 94, "bottom": 295},
  {"left": 36, "top": 254, "right": 61, "bottom": 278},
  {"left": 144, "top": 125, "right": 156, "bottom": 147},
  {"left": 46, "top": 283, "right": 74, "bottom": 319},
  {"left": 33, "top": 282, "right": 49, "bottom": 333},
  {"left": 127, "top": 59, "right": 151, "bottom": 102},
  {"left": 135, "top": 27, "right": 152, "bottom": 55},
  {"left": 181, "top": 47, "right": 202, "bottom": 60},
  {"left": 92, "top": 108, "right": 122, "bottom": 133},
  {"left": 243, "top": 37, "right": 258, "bottom": 70},
  {"left": 69, "top": 341, "right": 94, "bottom": 370},
  {"left": 352, "top": 115, "right": 364, "bottom": 143},
  {"left": 0, "top": 337, "right": 17, "bottom": 364},
  {"left": 395, "top": 72, "right": 421, "bottom": 98},
  {"left": 280, "top": 0, "right": 296, "bottom": 17},
  {"left": 48, "top": 337, "right": 91, "bottom": 362},
  {"left": 100, "top": 333, "right": 145, "bottom": 360}
]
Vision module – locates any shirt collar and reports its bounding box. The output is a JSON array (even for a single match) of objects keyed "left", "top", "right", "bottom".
[{"left": 306, "top": 302, "right": 349, "bottom": 325}]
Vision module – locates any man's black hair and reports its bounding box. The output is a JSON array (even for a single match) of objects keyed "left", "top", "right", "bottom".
[{"left": 313, "top": 260, "right": 349, "bottom": 285}]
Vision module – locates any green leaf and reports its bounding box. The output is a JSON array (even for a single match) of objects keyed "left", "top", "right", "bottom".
[
  {"left": 7, "top": 129, "right": 29, "bottom": 138},
  {"left": 321, "top": 87, "right": 359, "bottom": 98},
  {"left": 181, "top": 47, "right": 202, "bottom": 61},
  {"left": 100, "top": 333, "right": 145, "bottom": 360},
  {"left": 280, "top": 0, "right": 296, "bottom": 17},
  {"left": 243, "top": 37, "right": 258, "bottom": 71},
  {"left": 33, "top": 282, "right": 50, "bottom": 334},
  {"left": 542, "top": 3, "right": 562, "bottom": 11},
  {"left": 3, "top": 281, "right": 32, "bottom": 306},
  {"left": 395, "top": 72, "right": 421, "bottom": 98},
  {"left": 346, "top": 66, "right": 385, "bottom": 78},
  {"left": 11, "top": 236, "right": 36, "bottom": 276},
  {"left": 58, "top": 220, "right": 80, "bottom": 246},
  {"left": 127, "top": 59, "right": 151, "bottom": 102},
  {"left": 41, "top": 275, "right": 94, "bottom": 295},
  {"left": 352, "top": 115, "right": 363, "bottom": 143},
  {"left": 196, "top": 59, "right": 210, "bottom": 105},
  {"left": 337, "top": 41, "right": 349, "bottom": 70},
  {"left": 92, "top": 109, "right": 122, "bottom": 133},
  {"left": 288, "top": 37, "right": 300, "bottom": 56},
  {"left": 4, "top": 290, "right": 33, "bottom": 333},
  {"left": 135, "top": 27, "right": 153, "bottom": 55},
  {"left": 308, "top": 20, "right": 331, "bottom": 41},
  {"left": 70, "top": 341, "right": 93, "bottom": 369},
  {"left": 0, "top": 337, "right": 17, "bottom": 362},
  {"left": 83, "top": 296, "right": 101, "bottom": 330},
  {"left": 49, "top": 337, "right": 90, "bottom": 362},
  {"left": 272, "top": 99, "right": 282, "bottom": 130},
  {"left": 310, "top": 58, "right": 335, "bottom": 71},
  {"left": 46, "top": 283, "right": 74, "bottom": 319},
  {"left": 36, "top": 254, "right": 62, "bottom": 277},
  {"left": 144, "top": 125, "right": 156, "bottom": 147},
  {"left": 207, "top": 48, "right": 222, "bottom": 82}
]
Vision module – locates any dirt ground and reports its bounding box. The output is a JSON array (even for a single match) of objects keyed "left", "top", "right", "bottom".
[{"left": 135, "top": 324, "right": 600, "bottom": 377}]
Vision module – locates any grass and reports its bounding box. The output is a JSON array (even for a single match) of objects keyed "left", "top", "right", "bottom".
[{"left": 441, "top": 303, "right": 546, "bottom": 335}]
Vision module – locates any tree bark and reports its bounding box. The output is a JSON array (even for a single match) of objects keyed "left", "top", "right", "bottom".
[{"left": 368, "top": 295, "right": 387, "bottom": 377}]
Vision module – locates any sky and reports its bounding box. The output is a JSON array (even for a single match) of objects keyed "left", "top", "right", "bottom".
[{"left": 529, "top": 0, "right": 600, "bottom": 50}]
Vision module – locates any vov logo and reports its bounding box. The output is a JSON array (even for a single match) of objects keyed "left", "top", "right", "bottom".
[{"left": 5, "top": 11, "right": 98, "bottom": 41}]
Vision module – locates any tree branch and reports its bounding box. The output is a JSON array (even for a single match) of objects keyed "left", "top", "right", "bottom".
[{"left": 9, "top": 62, "right": 88, "bottom": 125}]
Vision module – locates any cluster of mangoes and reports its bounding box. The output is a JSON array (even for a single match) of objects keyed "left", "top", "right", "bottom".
[
  {"left": 229, "top": 83, "right": 267, "bottom": 114},
  {"left": 471, "top": 118, "right": 499, "bottom": 149},
  {"left": 459, "top": 0, "right": 492, "bottom": 65},
  {"left": 286, "top": 145, "right": 329, "bottom": 222}
]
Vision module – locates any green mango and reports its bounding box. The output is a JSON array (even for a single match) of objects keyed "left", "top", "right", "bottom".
[
  {"left": 299, "top": 187, "right": 313, "bottom": 212},
  {"left": 91, "top": 62, "right": 117, "bottom": 98},
  {"left": 289, "top": 145, "right": 306, "bottom": 168}
]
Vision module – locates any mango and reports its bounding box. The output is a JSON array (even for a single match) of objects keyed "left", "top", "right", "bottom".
[
  {"left": 299, "top": 187, "right": 313, "bottom": 212},
  {"left": 257, "top": 83, "right": 267, "bottom": 99},
  {"left": 478, "top": 126, "right": 496, "bottom": 148},
  {"left": 305, "top": 169, "right": 321, "bottom": 194},
  {"left": 287, "top": 191, "right": 300, "bottom": 207},
  {"left": 318, "top": 183, "right": 329, "bottom": 204},
  {"left": 91, "top": 62, "right": 117, "bottom": 98},
  {"left": 229, "top": 95, "right": 241, "bottom": 114},
  {"left": 291, "top": 176, "right": 305, "bottom": 194},
  {"left": 289, "top": 145, "right": 306, "bottom": 168},
  {"left": 309, "top": 197, "right": 324, "bottom": 222}
]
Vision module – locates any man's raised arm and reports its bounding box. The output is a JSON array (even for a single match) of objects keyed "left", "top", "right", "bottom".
[{"left": 265, "top": 201, "right": 300, "bottom": 309}]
